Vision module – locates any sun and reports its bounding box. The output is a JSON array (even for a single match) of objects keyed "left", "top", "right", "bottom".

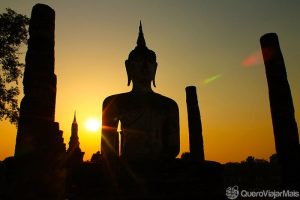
[{"left": 85, "top": 118, "right": 101, "bottom": 132}]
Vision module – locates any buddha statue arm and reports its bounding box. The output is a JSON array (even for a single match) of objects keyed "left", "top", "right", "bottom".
[
  {"left": 163, "top": 101, "right": 180, "bottom": 159},
  {"left": 101, "top": 96, "right": 119, "bottom": 161}
]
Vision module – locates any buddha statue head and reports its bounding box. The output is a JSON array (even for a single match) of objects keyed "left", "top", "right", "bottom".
[{"left": 125, "top": 21, "right": 157, "bottom": 88}]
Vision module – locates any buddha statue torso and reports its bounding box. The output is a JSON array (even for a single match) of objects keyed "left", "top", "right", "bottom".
[{"left": 103, "top": 91, "right": 179, "bottom": 161}]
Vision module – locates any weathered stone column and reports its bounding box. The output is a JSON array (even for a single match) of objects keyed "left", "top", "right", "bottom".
[
  {"left": 14, "top": 4, "right": 66, "bottom": 199},
  {"left": 260, "top": 33, "right": 299, "bottom": 188},
  {"left": 186, "top": 86, "right": 204, "bottom": 161}
]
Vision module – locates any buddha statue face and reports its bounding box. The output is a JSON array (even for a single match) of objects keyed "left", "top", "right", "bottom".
[
  {"left": 125, "top": 50, "right": 157, "bottom": 87},
  {"left": 125, "top": 22, "right": 157, "bottom": 88}
]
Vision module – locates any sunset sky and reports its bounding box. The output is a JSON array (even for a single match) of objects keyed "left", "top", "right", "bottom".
[{"left": 1, "top": 0, "right": 299, "bottom": 163}]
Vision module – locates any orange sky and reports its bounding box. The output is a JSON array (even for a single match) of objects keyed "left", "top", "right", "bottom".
[{"left": 1, "top": 1, "right": 300, "bottom": 163}]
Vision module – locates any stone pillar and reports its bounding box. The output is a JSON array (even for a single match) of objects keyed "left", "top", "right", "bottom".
[
  {"left": 260, "top": 33, "right": 300, "bottom": 188},
  {"left": 185, "top": 86, "right": 204, "bottom": 161},
  {"left": 14, "top": 4, "right": 66, "bottom": 199}
]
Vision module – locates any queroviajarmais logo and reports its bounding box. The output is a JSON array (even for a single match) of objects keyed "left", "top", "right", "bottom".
[{"left": 226, "top": 185, "right": 239, "bottom": 199}]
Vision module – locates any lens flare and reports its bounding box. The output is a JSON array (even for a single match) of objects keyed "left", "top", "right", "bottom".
[
  {"left": 261, "top": 47, "right": 274, "bottom": 62},
  {"left": 204, "top": 74, "right": 222, "bottom": 85},
  {"left": 241, "top": 50, "right": 263, "bottom": 67}
]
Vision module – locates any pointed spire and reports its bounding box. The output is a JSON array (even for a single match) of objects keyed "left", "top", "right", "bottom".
[
  {"left": 73, "top": 111, "right": 77, "bottom": 123},
  {"left": 137, "top": 20, "right": 146, "bottom": 47}
]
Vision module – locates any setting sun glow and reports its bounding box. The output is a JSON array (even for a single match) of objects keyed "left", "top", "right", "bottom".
[{"left": 85, "top": 118, "right": 101, "bottom": 132}]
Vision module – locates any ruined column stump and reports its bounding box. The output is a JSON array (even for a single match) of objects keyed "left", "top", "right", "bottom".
[
  {"left": 14, "top": 4, "right": 66, "bottom": 199},
  {"left": 186, "top": 86, "right": 205, "bottom": 162},
  {"left": 260, "top": 33, "right": 300, "bottom": 189}
]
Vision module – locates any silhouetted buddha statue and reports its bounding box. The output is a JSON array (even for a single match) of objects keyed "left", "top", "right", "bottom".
[{"left": 101, "top": 22, "right": 180, "bottom": 163}]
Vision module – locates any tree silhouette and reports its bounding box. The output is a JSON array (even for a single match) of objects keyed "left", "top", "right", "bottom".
[
  {"left": 224, "top": 155, "right": 281, "bottom": 189},
  {"left": 0, "top": 8, "right": 29, "bottom": 124}
]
